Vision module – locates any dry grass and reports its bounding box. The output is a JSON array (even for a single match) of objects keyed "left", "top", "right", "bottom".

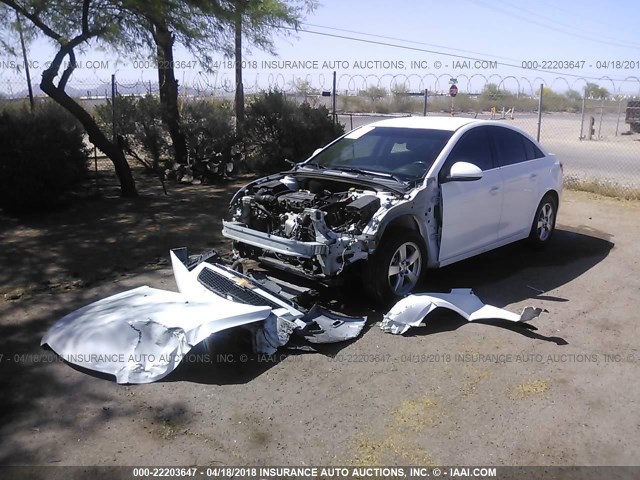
[
  {"left": 509, "top": 380, "right": 551, "bottom": 400},
  {"left": 349, "top": 395, "right": 439, "bottom": 466},
  {"left": 564, "top": 176, "right": 640, "bottom": 200},
  {"left": 392, "top": 396, "right": 439, "bottom": 432}
]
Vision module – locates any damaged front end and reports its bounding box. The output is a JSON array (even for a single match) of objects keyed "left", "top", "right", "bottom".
[
  {"left": 222, "top": 171, "right": 434, "bottom": 281},
  {"left": 41, "top": 248, "right": 366, "bottom": 384}
]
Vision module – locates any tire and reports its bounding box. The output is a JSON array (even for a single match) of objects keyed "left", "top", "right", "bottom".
[
  {"left": 528, "top": 193, "right": 558, "bottom": 248},
  {"left": 364, "top": 229, "right": 426, "bottom": 304}
]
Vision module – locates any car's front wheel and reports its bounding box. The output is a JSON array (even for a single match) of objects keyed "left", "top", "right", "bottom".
[
  {"left": 529, "top": 193, "right": 558, "bottom": 247},
  {"left": 364, "top": 230, "right": 425, "bottom": 304}
]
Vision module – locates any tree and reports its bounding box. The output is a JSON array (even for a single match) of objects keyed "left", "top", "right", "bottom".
[
  {"left": 117, "top": 0, "right": 315, "bottom": 162},
  {"left": 1, "top": 0, "right": 316, "bottom": 185},
  {"left": 291, "top": 78, "right": 318, "bottom": 101},
  {"left": 224, "top": 0, "right": 317, "bottom": 142},
  {"left": 480, "top": 83, "right": 502, "bottom": 101},
  {"left": 390, "top": 83, "right": 413, "bottom": 112},
  {"left": 565, "top": 89, "right": 582, "bottom": 102},
  {"left": 363, "top": 86, "right": 387, "bottom": 104},
  {"left": 0, "top": 0, "right": 137, "bottom": 197},
  {"left": 114, "top": 0, "right": 229, "bottom": 166},
  {"left": 391, "top": 84, "right": 410, "bottom": 96},
  {"left": 586, "top": 82, "right": 609, "bottom": 99}
]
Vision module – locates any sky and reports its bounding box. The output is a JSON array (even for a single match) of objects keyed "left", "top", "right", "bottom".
[{"left": 2, "top": 0, "right": 640, "bottom": 95}]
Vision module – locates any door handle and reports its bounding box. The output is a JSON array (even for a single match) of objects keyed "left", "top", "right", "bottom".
[
  {"left": 530, "top": 173, "right": 538, "bottom": 179},
  {"left": 489, "top": 186, "right": 500, "bottom": 194}
]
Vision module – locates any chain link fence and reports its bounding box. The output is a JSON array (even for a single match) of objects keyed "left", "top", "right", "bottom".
[{"left": 1, "top": 73, "right": 639, "bottom": 197}]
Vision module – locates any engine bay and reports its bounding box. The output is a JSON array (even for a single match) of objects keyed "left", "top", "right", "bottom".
[{"left": 232, "top": 176, "right": 383, "bottom": 242}]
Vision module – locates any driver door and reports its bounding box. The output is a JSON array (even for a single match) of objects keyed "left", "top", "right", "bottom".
[{"left": 438, "top": 127, "right": 503, "bottom": 263}]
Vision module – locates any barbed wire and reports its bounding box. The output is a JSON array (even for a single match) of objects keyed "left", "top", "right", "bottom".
[
  {"left": 1, "top": 72, "right": 639, "bottom": 196},
  {"left": 2, "top": 72, "right": 640, "bottom": 98}
]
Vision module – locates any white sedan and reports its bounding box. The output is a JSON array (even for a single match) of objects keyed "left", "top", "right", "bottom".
[{"left": 223, "top": 116, "right": 563, "bottom": 302}]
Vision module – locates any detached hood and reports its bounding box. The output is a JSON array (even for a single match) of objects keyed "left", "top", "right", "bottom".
[{"left": 41, "top": 286, "right": 272, "bottom": 384}]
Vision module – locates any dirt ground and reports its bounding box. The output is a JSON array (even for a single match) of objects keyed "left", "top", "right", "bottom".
[{"left": 1, "top": 170, "right": 639, "bottom": 469}]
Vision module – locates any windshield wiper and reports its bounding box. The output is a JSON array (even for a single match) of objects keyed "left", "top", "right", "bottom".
[{"left": 329, "top": 166, "right": 405, "bottom": 183}]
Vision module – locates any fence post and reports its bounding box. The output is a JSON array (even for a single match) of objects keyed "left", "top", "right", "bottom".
[
  {"left": 579, "top": 87, "right": 586, "bottom": 140},
  {"left": 423, "top": 89, "right": 428, "bottom": 116},
  {"left": 597, "top": 96, "right": 605, "bottom": 139},
  {"left": 332, "top": 71, "right": 337, "bottom": 124},
  {"left": 615, "top": 97, "right": 623, "bottom": 137},
  {"left": 536, "top": 83, "right": 543, "bottom": 142},
  {"left": 111, "top": 74, "right": 116, "bottom": 143}
]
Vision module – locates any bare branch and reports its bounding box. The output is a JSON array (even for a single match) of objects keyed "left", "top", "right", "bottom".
[
  {"left": 82, "top": 0, "right": 90, "bottom": 33},
  {"left": 1, "top": 0, "right": 63, "bottom": 42},
  {"left": 58, "top": 49, "right": 76, "bottom": 90}
]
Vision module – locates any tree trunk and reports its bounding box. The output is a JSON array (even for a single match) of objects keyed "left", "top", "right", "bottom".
[
  {"left": 154, "top": 22, "right": 188, "bottom": 165},
  {"left": 40, "top": 80, "right": 137, "bottom": 197},
  {"left": 234, "top": 12, "right": 244, "bottom": 141}
]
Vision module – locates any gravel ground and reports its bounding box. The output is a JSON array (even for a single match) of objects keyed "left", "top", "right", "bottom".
[{"left": 0, "top": 173, "right": 639, "bottom": 470}]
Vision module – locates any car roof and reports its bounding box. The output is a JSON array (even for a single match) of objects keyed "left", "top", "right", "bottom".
[{"left": 365, "top": 116, "right": 479, "bottom": 131}]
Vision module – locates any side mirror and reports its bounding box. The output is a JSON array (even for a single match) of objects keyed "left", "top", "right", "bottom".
[{"left": 445, "top": 161, "right": 483, "bottom": 182}]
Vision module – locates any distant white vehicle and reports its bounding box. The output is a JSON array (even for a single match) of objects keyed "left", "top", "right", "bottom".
[{"left": 223, "top": 117, "right": 563, "bottom": 302}]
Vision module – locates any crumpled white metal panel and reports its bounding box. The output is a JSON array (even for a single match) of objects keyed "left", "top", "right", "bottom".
[
  {"left": 381, "top": 288, "right": 545, "bottom": 335},
  {"left": 41, "top": 286, "right": 272, "bottom": 384}
]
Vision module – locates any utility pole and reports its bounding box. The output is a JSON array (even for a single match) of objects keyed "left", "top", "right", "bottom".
[
  {"left": 234, "top": 1, "right": 246, "bottom": 142},
  {"left": 15, "top": 10, "right": 34, "bottom": 112},
  {"left": 536, "top": 84, "right": 543, "bottom": 141}
]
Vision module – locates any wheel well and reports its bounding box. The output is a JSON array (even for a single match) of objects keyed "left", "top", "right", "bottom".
[
  {"left": 543, "top": 190, "right": 559, "bottom": 208},
  {"left": 385, "top": 215, "right": 421, "bottom": 234},
  {"left": 530, "top": 190, "right": 560, "bottom": 228},
  {"left": 377, "top": 215, "right": 427, "bottom": 259}
]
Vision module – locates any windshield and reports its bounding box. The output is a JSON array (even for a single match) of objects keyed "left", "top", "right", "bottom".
[{"left": 307, "top": 126, "right": 453, "bottom": 181}]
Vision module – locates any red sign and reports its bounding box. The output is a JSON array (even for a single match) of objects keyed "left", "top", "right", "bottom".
[{"left": 449, "top": 84, "right": 458, "bottom": 97}]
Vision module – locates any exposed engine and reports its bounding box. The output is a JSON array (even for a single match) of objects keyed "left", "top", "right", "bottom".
[{"left": 233, "top": 177, "right": 381, "bottom": 242}]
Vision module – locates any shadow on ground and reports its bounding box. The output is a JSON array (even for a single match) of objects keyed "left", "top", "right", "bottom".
[
  {"left": 0, "top": 171, "right": 247, "bottom": 465},
  {"left": 319, "top": 224, "right": 614, "bottom": 314},
  {"left": 0, "top": 170, "right": 615, "bottom": 464}
]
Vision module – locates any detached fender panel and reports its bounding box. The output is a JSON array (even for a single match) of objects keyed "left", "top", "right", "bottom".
[{"left": 380, "top": 288, "right": 545, "bottom": 335}]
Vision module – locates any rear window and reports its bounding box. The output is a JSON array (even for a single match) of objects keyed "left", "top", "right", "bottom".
[{"left": 523, "top": 137, "right": 545, "bottom": 160}]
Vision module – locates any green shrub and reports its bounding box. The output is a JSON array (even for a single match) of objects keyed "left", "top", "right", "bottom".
[
  {"left": 95, "top": 96, "right": 237, "bottom": 182},
  {"left": 0, "top": 103, "right": 89, "bottom": 212},
  {"left": 244, "top": 91, "right": 345, "bottom": 174},
  {"left": 180, "top": 100, "right": 237, "bottom": 182},
  {"left": 94, "top": 94, "right": 170, "bottom": 171}
]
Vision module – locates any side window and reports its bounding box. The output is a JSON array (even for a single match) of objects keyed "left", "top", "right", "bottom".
[
  {"left": 522, "top": 137, "right": 545, "bottom": 160},
  {"left": 491, "top": 127, "right": 528, "bottom": 166},
  {"left": 442, "top": 127, "right": 494, "bottom": 177}
]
